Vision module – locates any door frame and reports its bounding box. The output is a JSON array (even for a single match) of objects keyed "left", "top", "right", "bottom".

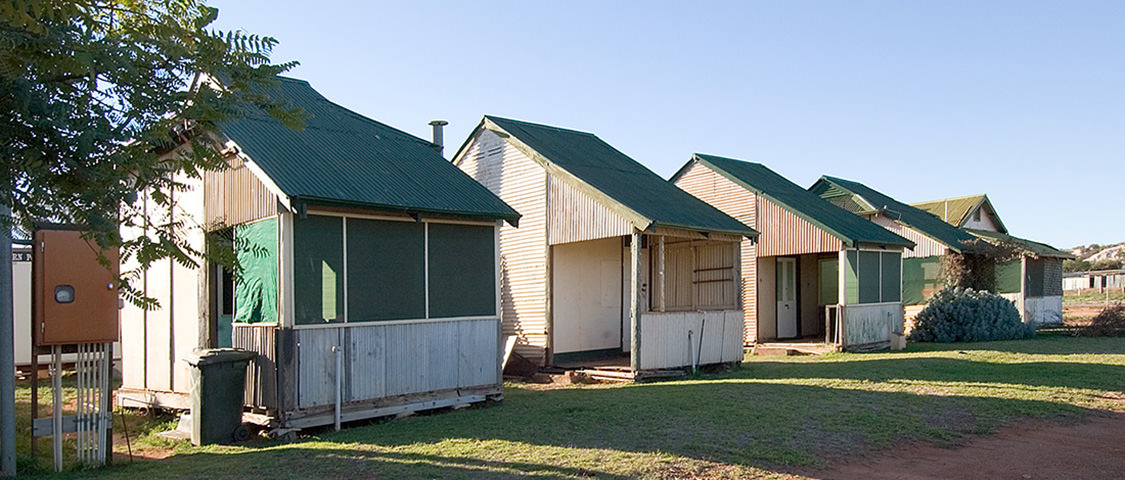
[{"left": 775, "top": 256, "right": 800, "bottom": 339}]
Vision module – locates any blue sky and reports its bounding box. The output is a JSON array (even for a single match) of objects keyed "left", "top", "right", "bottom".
[{"left": 212, "top": 1, "right": 1123, "bottom": 249}]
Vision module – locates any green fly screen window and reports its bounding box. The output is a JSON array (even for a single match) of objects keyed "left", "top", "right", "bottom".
[
  {"left": 845, "top": 249, "right": 902, "bottom": 305},
  {"left": 903, "top": 256, "right": 943, "bottom": 305},
  {"left": 1026, "top": 258, "right": 1045, "bottom": 298},
  {"left": 427, "top": 223, "right": 496, "bottom": 318},
  {"left": 819, "top": 258, "right": 839, "bottom": 305},
  {"left": 293, "top": 215, "right": 344, "bottom": 325},
  {"left": 346, "top": 218, "right": 425, "bottom": 322},
  {"left": 880, "top": 252, "right": 901, "bottom": 303},
  {"left": 995, "top": 259, "right": 1022, "bottom": 294}
]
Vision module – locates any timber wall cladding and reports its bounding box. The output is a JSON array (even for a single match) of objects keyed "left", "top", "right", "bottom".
[
  {"left": 204, "top": 154, "right": 279, "bottom": 227},
  {"left": 459, "top": 130, "right": 549, "bottom": 363},
  {"left": 870, "top": 216, "right": 947, "bottom": 258},
  {"left": 293, "top": 319, "right": 499, "bottom": 409},
  {"left": 672, "top": 162, "right": 758, "bottom": 342}
]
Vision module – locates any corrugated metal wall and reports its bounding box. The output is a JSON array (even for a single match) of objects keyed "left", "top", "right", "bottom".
[
  {"left": 870, "top": 216, "right": 946, "bottom": 258},
  {"left": 756, "top": 197, "right": 843, "bottom": 257},
  {"left": 546, "top": 175, "right": 633, "bottom": 245},
  {"left": 637, "top": 310, "right": 743, "bottom": 370},
  {"left": 455, "top": 130, "right": 549, "bottom": 363},
  {"left": 293, "top": 319, "right": 499, "bottom": 409},
  {"left": 204, "top": 155, "right": 279, "bottom": 228}
]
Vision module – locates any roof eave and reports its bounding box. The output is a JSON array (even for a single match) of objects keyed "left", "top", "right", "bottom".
[{"left": 293, "top": 195, "right": 520, "bottom": 226}]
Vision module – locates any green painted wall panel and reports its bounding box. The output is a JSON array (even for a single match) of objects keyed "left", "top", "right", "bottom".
[
  {"left": 845, "top": 251, "right": 859, "bottom": 304},
  {"left": 819, "top": 258, "right": 838, "bottom": 305},
  {"left": 234, "top": 217, "right": 278, "bottom": 324},
  {"left": 996, "top": 259, "right": 1021, "bottom": 294},
  {"left": 903, "top": 256, "right": 943, "bottom": 305},
  {"left": 880, "top": 252, "right": 901, "bottom": 303}
]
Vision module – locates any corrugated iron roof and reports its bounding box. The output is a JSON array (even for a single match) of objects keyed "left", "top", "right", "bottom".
[
  {"left": 911, "top": 195, "right": 985, "bottom": 226},
  {"left": 218, "top": 77, "right": 520, "bottom": 225},
  {"left": 811, "top": 176, "right": 977, "bottom": 252},
  {"left": 480, "top": 116, "right": 757, "bottom": 238},
  {"left": 964, "top": 229, "right": 1074, "bottom": 259},
  {"left": 675, "top": 154, "right": 914, "bottom": 248}
]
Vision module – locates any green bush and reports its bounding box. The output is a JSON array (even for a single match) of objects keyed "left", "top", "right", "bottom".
[{"left": 909, "top": 287, "right": 1034, "bottom": 342}]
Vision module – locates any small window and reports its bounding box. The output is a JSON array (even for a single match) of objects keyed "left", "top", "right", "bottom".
[{"left": 973, "top": 208, "right": 982, "bottom": 222}]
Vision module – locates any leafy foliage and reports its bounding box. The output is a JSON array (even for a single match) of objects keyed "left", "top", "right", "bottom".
[
  {"left": 943, "top": 238, "right": 1019, "bottom": 292},
  {"left": 910, "top": 287, "right": 1034, "bottom": 343},
  {"left": 1, "top": 0, "right": 305, "bottom": 306},
  {"left": 1064, "top": 258, "right": 1124, "bottom": 273}
]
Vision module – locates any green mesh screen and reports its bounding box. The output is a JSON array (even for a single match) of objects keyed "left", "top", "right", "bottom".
[
  {"left": 903, "top": 256, "right": 943, "bottom": 305},
  {"left": 881, "top": 252, "right": 901, "bottom": 303},
  {"left": 293, "top": 215, "right": 344, "bottom": 325},
  {"left": 346, "top": 218, "right": 425, "bottom": 322},
  {"left": 845, "top": 251, "right": 859, "bottom": 304},
  {"left": 858, "top": 251, "right": 881, "bottom": 304},
  {"left": 819, "top": 258, "right": 838, "bottom": 305},
  {"left": 428, "top": 223, "right": 496, "bottom": 318},
  {"left": 1026, "top": 258, "right": 1045, "bottom": 298},
  {"left": 996, "top": 259, "right": 1022, "bottom": 294},
  {"left": 234, "top": 218, "right": 278, "bottom": 324}
]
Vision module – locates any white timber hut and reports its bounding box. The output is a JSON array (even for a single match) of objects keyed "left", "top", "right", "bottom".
[
  {"left": 452, "top": 116, "right": 758, "bottom": 377},
  {"left": 912, "top": 195, "right": 1072, "bottom": 324},
  {"left": 672, "top": 154, "right": 915, "bottom": 352},
  {"left": 117, "top": 76, "right": 520, "bottom": 430}
]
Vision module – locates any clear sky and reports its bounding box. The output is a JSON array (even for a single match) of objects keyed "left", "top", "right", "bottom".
[{"left": 211, "top": 1, "right": 1123, "bottom": 249}]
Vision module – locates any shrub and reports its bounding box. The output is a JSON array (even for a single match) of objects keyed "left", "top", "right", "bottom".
[
  {"left": 1078, "top": 303, "right": 1125, "bottom": 337},
  {"left": 909, "top": 287, "right": 1034, "bottom": 342}
]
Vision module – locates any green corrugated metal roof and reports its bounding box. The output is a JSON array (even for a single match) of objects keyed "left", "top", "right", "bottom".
[
  {"left": 811, "top": 176, "right": 977, "bottom": 252},
  {"left": 964, "top": 229, "right": 1074, "bottom": 259},
  {"left": 480, "top": 116, "right": 757, "bottom": 238},
  {"left": 218, "top": 77, "right": 520, "bottom": 225},
  {"left": 912, "top": 195, "right": 983, "bottom": 225},
  {"left": 676, "top": 154, "right": 913, "bottom": 248}
]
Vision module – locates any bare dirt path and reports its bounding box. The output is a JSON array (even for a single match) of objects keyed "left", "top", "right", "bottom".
[{"left": 816, "top": 413, "right": 1125, "bottom": 480}]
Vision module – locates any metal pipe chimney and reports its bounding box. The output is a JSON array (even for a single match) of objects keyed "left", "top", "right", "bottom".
[{"left": 428, "top": 119, "right": 448, "bottom": 155}]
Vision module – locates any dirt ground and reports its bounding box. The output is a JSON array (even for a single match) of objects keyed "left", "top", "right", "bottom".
[{"left": 816, "top": 413, "right": 1125, "bottom": 480}]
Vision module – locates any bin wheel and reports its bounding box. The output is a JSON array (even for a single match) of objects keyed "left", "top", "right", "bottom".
[{"left": 232, "top": 423, "right": 251, "bottom": 442}]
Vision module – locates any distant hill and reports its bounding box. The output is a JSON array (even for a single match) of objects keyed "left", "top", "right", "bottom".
[
  {"left": 1071, "top": 243, "right": 1125, "bottom": 261},
  {"left": 1066, "top": 243, "right": 1125, "bottom": 272}
]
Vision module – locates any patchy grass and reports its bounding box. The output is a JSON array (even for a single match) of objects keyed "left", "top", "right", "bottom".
[
  {"left": 18, "top": 336, "right": 1125, "bottom": 479},
  {"left": 1063, "top": 289, "right": 1125, "bottom": 306}
]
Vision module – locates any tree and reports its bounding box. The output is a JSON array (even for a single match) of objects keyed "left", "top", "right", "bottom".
[{"left": 0, "top": 0, "right": 305, "bottom": 305}]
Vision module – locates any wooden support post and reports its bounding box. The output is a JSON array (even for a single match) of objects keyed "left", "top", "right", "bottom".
[
  {"left": 630, "top": 231, "right": 642, "bottom": 371},
  {"left": 657, "top": 236, "right": 665, "bottom": 313}
]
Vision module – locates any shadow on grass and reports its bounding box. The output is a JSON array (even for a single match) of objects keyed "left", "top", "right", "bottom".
[
  {"left": 37, "top": 380, "right": 1121, "bottom": 479},
  {"left": 28, "top": 337, "right": 1125, "bottom": 479},
  {"left": 903, "top": 335, "right": 1125, "bottom": 356}
]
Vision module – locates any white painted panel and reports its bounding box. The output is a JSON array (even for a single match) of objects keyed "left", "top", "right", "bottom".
[
  {"left": 546, "top": 175, "right": 633, "bottom": 245},
  {"left": 348, "top": 324, "right": 386, "bottom": 401},
  {"left": 1025, "top": 296, "right": 1063, "bottom": 324},
  {"left": 552, "top": 238, "right": 623, "bottom": 354},
  {"left": 12, "top": 255, "right": 31, "bottom": 366},
  {"left": 776, "top": 257, "right": 798, "bottom": 338},
  {"left": 458, "top": 319, "right": 500, "bottom": 388},
  {"left": 843, "top": 303, "right": 902, "bottom": 347},
  {"left": 638, "top": 310, "right": 743, "bottom": 370}
]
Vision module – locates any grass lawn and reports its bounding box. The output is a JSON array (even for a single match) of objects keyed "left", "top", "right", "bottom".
[{"left": 19, "top": 334, "right": 1125, "bottom": 479}]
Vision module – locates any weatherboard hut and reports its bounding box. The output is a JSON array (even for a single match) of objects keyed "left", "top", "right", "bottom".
[
  {"left": 809, "top": 176, "right": 980, "bottom": 324},
  {"left": 117, "top": 77, "right": 520, "bottom": 430},
  {"left": 672, "top": 155, "right": 914, "bottom": 352},
  {"left": 452, "top": 117, "right": 757, "bottom": 377},
  {"left": 911, "top": 195, "right": 1072, "bottom": 324}
]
